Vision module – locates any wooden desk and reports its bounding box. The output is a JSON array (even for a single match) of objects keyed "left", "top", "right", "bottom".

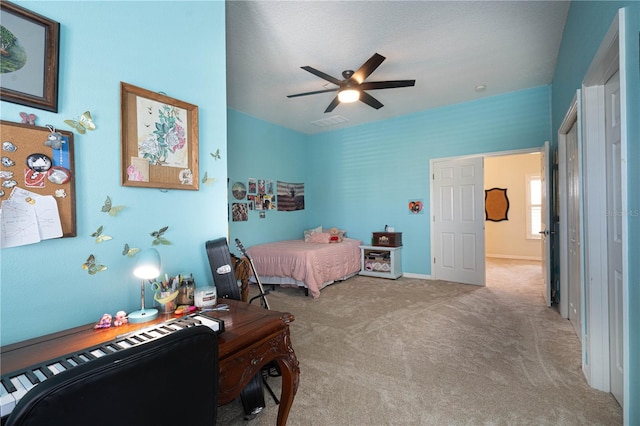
[{"left": 1, "top": 300, "right": 299, "bottom": 426}]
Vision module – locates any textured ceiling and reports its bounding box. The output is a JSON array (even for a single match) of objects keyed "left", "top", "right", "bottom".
[{"left": 226, "top": 1, "right": 570, "bottom": 134}]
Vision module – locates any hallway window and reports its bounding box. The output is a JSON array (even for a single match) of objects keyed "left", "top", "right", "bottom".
[{"left": 526, "top": 175, "right": 542, "bottom": 239}]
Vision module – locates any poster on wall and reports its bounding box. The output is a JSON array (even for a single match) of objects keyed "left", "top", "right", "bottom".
[
  {"left": 248, "top": 178, "right": 257, "bottom": 194},
  {"left": 263, "top": 194, "right": 275, "bottom": 210},
  {"left": 277, "top": 181, "right": 305, "bottom": 211},
  {"left": 232, "top": 202, "right": 248, "bottom": 221}
]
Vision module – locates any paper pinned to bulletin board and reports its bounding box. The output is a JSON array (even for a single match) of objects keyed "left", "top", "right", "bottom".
[{"left": 0, "top": 121, "right": 76, "bottom": 247}]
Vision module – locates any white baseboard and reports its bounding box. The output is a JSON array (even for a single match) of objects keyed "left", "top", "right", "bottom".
[
  {"left": 486, "top": 254, "right": 542, "bottom": 261},
  {"left": 401, "top": 272, "right": 432, "bottom": 280}
]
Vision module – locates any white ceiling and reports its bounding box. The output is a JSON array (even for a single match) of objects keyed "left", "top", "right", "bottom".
[{"left": 226, "top": 0, "right": 570, "bottom": 134}]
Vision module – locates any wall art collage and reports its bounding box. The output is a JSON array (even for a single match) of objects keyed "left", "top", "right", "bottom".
[{"left": 231, "top": 179, "right": 304, "bottom": 222}]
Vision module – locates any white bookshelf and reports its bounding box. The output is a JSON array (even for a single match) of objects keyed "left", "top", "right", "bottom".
[{"left": 359, "top": 245, "right": 403, "bottom": 279}]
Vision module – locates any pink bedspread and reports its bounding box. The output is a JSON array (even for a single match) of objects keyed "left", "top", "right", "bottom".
[{"left": 247, "top": 238, "right": 362, "bottom": 298}]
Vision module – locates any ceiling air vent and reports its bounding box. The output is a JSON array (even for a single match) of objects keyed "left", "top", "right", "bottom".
[{"left": 310, "top": 115, "right": 348, "bottom": 128}]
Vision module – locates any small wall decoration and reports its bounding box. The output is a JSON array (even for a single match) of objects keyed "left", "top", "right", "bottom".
[
  {"left": 485, "top": 187, "right": 509, "bottom": 222},
  {"left": 120, "top": 82, "right": 199, "bottom": 190},
  {"left": 232, "top": 181, "right": 246, "bottom": 199},
  {"left": 150, "top": 226, "right": 171, "bottom": 245},
  {"left": 277, "top": 181, "right": 305, "bottom": 211},
  {"left": 248, "top": 178, "right": 257, "bottom": 194},
  {"left": 408, "top": 199, "right": 424, "bottom": 214},
  {"left": 64, "top": 111, "right": 96, "bottom": 134},
  {"left": 232, "top": 202, "right": 248, "bottom": 221},
  {"left": 0, "top": 1, "right": 60, "bottom": 112}
]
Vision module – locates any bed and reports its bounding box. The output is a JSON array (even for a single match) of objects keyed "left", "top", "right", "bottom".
[{"left": 246, "top": 236, "right": 362, "bottom": 298}]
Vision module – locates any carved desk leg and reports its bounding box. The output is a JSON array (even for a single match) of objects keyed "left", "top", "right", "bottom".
[{"left": 275, "top": 326, "right": 300, "bottom": 426}]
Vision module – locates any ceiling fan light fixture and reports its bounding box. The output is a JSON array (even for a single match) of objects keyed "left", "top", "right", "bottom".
[{"left": 338, "top": 88, "right": 360, "bottom": 103}]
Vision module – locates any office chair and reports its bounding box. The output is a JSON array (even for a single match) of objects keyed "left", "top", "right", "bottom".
[{"left": 5, "top": 326, "right": 218, "bottom": 426}]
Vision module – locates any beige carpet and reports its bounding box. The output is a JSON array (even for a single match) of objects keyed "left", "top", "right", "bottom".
[{"left": 216, "top": 259, "right": 622, "bottom": 425}]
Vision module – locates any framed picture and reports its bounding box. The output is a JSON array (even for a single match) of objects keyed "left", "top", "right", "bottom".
[
  {"left": 120, "top": 82, "right": 199, "bottom": 190},
  {"left": 0, "top": 1, "right": 60, "bottom": 112},
  {"left": 485, "top": 188, "right": 509, "bottom": 221}
]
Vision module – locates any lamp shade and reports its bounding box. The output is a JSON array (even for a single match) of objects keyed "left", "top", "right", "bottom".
[
  {"left": 338, "top": 88, "right": 360, "bottom": 103},
  {"left": 133, "top": 248, "right": 161, "bottom": 280}
]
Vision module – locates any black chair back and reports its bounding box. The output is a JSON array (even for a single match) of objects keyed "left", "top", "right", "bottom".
[{"left": 6, "top": 326, "right": 218, "bottom": 426}]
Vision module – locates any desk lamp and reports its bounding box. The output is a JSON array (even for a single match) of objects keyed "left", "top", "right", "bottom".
[{"left": 128, "top": 248, "right": 161, "bottom": 323}]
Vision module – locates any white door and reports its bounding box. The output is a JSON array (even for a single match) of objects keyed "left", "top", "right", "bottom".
[
  {"left": 540, "top": 142, "right": 552, "bottom": 307},
  {"left": 605, "top": 70, "right": 623, "bottom": 407},
  {"left": 566, "top": 122, "right": 582, "bottom": 339},
  {"left": 432, "top": 157, "right": 485, "bottom": 285}
]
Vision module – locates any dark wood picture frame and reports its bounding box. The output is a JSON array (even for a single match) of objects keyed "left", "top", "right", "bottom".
[
  {"left": 485, "top": 187, "right": 509, "bottom": 222},
  {"left": 0, "top": 1, "right": 60, "bottom": 112},
  {"left": 120, "top": 82, "right": 199, "bottom": 190}
]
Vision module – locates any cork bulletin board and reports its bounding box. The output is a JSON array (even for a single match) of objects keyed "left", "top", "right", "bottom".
[{"left": 0, "top": 120, "right": 76, "bottom": 237}]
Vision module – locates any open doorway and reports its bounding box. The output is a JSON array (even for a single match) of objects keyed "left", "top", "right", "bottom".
[
  {"left": 484, "top": 153, "right": 544, "bottom": 297},
  {"left": 430, "top": 148, "right": 548, "bottom": 297}
]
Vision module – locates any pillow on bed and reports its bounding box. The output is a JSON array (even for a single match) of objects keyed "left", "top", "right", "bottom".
[
  {"left": 308, "top": 231, "right": 331, "bottom": 244},
  {"left": 304, "top": 225, "right": 323, "bottom": 241}
]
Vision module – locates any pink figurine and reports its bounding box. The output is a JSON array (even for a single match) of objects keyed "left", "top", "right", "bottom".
[
  {"left": 113, "top": 311, "right": 128, "bottom": 327},
  {"left": 94, "top": 313, "right": 112, "bottom": 329}
]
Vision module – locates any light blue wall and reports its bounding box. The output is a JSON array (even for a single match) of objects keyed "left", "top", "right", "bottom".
[
  {"left": 307, "top": 85, "right": 551, "bottom": 275},
  {"left": 0, "top": 1, "right": 228, "bottom": 345},
  {"left": 551, "top": 2, "right": 640, "bottom": 422},
  {"left": 226, "top": 109, "right": 308, "bottom": 252}
]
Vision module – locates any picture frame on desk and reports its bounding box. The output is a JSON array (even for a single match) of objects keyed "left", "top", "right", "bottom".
[
  {"left": 120, "top": 82, "right": 199, "bottom": 191},
  {"left": 0, "top": 1, "right": 60, "bottom": 112}
]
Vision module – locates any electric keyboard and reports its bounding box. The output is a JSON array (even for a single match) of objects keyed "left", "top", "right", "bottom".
[{"left": 0, "top": 314, "right": 223, "bottom": 420}]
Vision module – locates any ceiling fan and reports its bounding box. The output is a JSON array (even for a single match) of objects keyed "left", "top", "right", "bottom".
[{"left": 287, "top": 53, "right": 416, "bottom": 113}]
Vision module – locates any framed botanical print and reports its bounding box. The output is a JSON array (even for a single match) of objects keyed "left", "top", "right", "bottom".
[{"left": 120, "top": 82, "right": 199, "bottom": 190}]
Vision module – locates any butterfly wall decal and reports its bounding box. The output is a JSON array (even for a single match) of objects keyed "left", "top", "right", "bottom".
[
  {"left": 202, "top": 171, "right": 215, "bottom": 186},
  {"left": 91, "top": 225, "right": 112, "bottom": 243},
  {"left": 20, "top": 112, "right": 36, "bottom": 125},
  {"left": 65, "top": 111, "right": 96, "bottom": 134},
  {"left": 210, "top": 149, "right": 221, "bottom": 160},
  {"left": 122, "top": 243, "right": 140, "bottom": 257},
  {"left": 150, "top": 226, "right": 171, "bottom": 245},
  {"left": 82, "top": 254, "right": 107, "bottom": 275},
  {"left": 101, "top": 196, "right": 125, "bottom": 216}
]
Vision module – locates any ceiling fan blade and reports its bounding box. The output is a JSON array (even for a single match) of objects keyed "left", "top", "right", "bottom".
[
  {"left": 360, "top": 80, "right": 416, "bottom": 90},
  {"left": 352, "top": 53, "right": 386, "bottom": 84},
  {"left": 324, "top": 96, "right": 341, "bottom": 113},
  {"left": 359, "top": 91, "right": 384, "bottom": 110},
  {"left": 287, "top": 88, "right": 339, "bottom": 98},
  {"left": 301, "top": 66, "right": 342, "bottom": 85}
]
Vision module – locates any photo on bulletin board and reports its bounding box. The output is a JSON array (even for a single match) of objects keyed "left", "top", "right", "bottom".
[{"left": 0, "top": 1, "right": 60, "bottom": 112}]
